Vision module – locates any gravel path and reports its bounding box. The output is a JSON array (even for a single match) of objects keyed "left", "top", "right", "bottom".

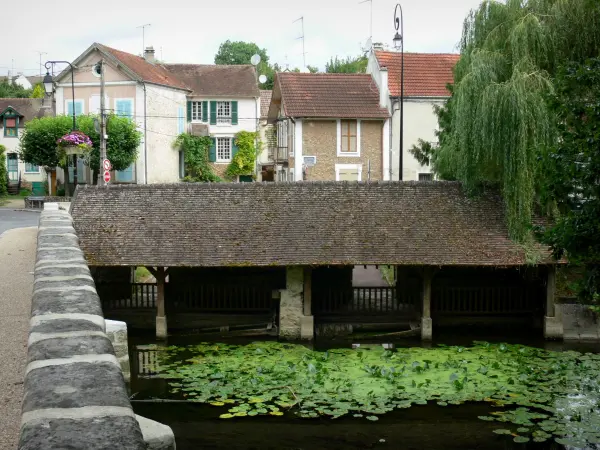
[{"left": 0, "top": 227, "right": 37, "bottom": 450}]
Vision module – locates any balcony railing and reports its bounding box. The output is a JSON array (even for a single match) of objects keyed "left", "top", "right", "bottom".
[{"left": 268, "top": 147, "right": 289, "bottom": 162}]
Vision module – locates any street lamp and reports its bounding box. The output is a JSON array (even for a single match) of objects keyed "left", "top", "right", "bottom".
[
  {"left": 44, "top": 60, "right": 78, "bottom": 192},
  {"left": 393, "top": 3, "right": 404, "bottom": 181}
]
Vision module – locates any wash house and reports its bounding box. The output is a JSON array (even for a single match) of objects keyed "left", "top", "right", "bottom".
[{"left": 70, "top": 182, "right": 563, "bottom": 341}]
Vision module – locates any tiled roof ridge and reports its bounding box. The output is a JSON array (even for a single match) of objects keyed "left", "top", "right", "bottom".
[
  {"left": 375, "top": 50, "right": 460, "bottom": 56},
  {"left": 164, "top": 63, "right": 255, "bottom": 68}
]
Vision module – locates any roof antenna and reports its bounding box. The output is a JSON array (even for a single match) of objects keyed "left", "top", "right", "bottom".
[
  {"left": 359, "top": 0, "right": 373, "bottom": 44},
  {"left": 136, "top": 24, "right": 151, "bottom": 56},
  {"left": 293, "top": 16, "right": 306, "bottom": 71}
]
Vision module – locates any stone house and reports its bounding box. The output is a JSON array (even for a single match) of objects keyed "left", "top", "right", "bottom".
[
  {"left": 367, "top": 48, "right": 460, "bottom": 181},
  {"left": 257, "top": 89, "right": 276, "bottom": 181},
  {"left": 53, "top": 43, "right": 260, "bottom": 184},
  {"left": 267, "top": 73, "right": 390, "bottom": 182},
  {"left": 0, "top": 98, "right": 48, "bottom": 194}
]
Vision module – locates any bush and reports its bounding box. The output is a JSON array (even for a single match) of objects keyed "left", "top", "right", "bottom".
[{"left": 0, "top": 144, "right": 7, "bottom": 196}]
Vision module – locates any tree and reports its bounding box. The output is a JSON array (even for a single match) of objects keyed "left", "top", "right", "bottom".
[
  {"left": 0, "top": 144, "right": 8, "bottom": 196},
  {"left": 325, "top": 55, "right": 368, "bottom": 73},
  {"left": 429, "top": 0, "right": 600, "bottom": 241},
  {"left": 20, "top": 115, "right": 73, "bottom": 169},
  {"left": 174, "top": 134, "right": 220, "bottom": 182},
  {"left": 31, "top": 84, "right": 44, "bottom": 99},
  {"left": 215, "top": 40, "right": 274, "bottom": 89},
  {"left": 538, "top": 58, "right": 600, "bottom": 308},
  {"left": 0, "top": 79, "right": 32, "bottom": 98}
]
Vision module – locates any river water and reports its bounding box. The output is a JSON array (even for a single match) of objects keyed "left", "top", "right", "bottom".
[{"left": 128, "top": 330, "right": 600, "bottom": 450}]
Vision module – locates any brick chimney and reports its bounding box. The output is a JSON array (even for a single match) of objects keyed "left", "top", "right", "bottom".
[{"left": 144, "top": 46, "right": 155, "bottom": 63}]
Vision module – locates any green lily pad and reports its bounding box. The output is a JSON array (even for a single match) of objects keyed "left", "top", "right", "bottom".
[{"left": 493, "top": 429, "right": 512, "bottom": 435}]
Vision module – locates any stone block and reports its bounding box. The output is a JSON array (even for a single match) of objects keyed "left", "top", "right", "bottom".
[
  {"left": 156, "top": 316, "right": 168, "bottom": 340},
  {"left": 136, "top": 415, "right": 176, "bottom": 450},
  {"left": 279, "top": 267, "right": 304, "bottom": 340},
  {"left": 300, "top": 315, "right": 314, "bottom": 340},
  {"left": 106, "top": 320, "right": 131, "bottom": 383},
  {"left": 544, "top": 316, "right": 564, "bottom": 340},
  {"left": 421, "top": 317, "right": 433, "bottom": 341}
]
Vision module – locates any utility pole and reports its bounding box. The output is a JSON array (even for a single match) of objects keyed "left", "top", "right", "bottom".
[{"left": 98, "top": 60, "right": 108, "bottom": 186}]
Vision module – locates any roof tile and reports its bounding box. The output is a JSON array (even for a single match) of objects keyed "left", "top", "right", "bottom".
[
  {"left": 165, "top": 64, "right": 259, "bottom": 97},
  {"left": 260, "top": 90, "right": 272, "bottom": 118}
]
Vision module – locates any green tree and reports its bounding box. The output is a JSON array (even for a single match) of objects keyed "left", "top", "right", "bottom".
[
  {"left": 215, "top": 40, "right": 273, "bottom": 89},
  {"left": 0, "top": 79, "right": 32, "bottom": 98},
  {"left": 31, "top": 84, "right": 44, "bottom": 99},
  {"left": 226, "top": 131, "right": 260, "bottom": 179},
  {"left": 325, "top": 55, "right": 368, "bottom": 73},
  {"left": 430, "top": 0, "right": 600, "bottom": 241},
  {"left": 20, "top": 115, "right": 73, "bottom": 169},
  {"left": 538, "top": 58, "right": 600, "bottom": 307},
  {"left": 0, "top": 144, "right": 8, "bottom": 196}
]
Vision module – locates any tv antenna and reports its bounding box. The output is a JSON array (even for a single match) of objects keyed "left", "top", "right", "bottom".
[
  {"left": 359, "top": 0, "right": 373, "bottom": 42},
  {"left": 34, "top": 51, "right": 47, "bottom": 76},
  {"left": 136, "top": 23, "right": 151, "bottom": 55},
  {"left": 293, "top": 16, "right": 306, "bottom": 70}
]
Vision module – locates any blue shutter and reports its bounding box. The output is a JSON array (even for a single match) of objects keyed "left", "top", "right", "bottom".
[
  {"left": 74, "top": 101, "right": 83, "bottom": 117},
  {"left": 116, "top": 99, "right": 133, "bottom": 118},
  {"left": 178, "top": 106, "right": 185, "bottom": 134},
  {"left": 202, "top": 101, "right": 208, "bottom": 122},
  {"left": 116, "top": 164, "right": 135, "bottom": 182},
  {"left": 67, "top": 101, "right": 74, "bottom": 117},
  {"left": 210, "top": 101, "right": 217, "bottom": 125},
  {"left": 231, "top": 137, "right": 239, "bottom": 158},
  {"left": 209, "top": 138, "right": 216, "bottom": 162},
  {"left": 186, "top": 101, "right": 192, "bottom": 123}
]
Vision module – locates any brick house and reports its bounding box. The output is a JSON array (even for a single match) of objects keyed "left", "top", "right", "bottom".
[{"left": 267, "top": 73, "right": 390, "bottom": 182}]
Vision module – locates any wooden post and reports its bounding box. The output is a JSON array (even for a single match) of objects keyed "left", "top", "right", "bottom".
[
  {"left": 546, "top": 265, "right": 556, "bottom": 317},
  {"left": 300, "top": 267, "right": 314, "bottom": 340},
  {"left": 303, "top": 267, "right": 312, "bottom": 316},
  {"left": 147, "top": 266, "right": 168, "bottom": 339},
  {"left": 544, "top": 265, "right": 563, "bottom": 339},
  {"left": 421, "top": 267, "right": 433, "bottom": 340}
]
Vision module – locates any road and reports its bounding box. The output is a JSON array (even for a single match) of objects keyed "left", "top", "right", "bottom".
[
  {"left": 0, "top": 209, "right": 40, "bottom": 235},
  {"left": 0, "top": 209, "right": 38, "bottom": 449}
]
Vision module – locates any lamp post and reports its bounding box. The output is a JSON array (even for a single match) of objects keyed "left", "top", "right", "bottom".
[
  {"left": 393, "top": 4, "right": 404, "bottom": 181},
  {"left": 43, "top": 61, "right": 78, "bottom": 193}
]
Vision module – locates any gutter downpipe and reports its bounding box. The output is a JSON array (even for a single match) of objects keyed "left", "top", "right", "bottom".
[{"left": 143, "top": 82, "right": 148, "bottom": 184}]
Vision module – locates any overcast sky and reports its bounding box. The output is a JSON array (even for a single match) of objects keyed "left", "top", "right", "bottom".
[{"left": 2, "top": 0, "right": 483, "bottom": 77}]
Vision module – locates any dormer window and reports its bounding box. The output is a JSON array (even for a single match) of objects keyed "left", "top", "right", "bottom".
[{"left": 1, "top": 108, "right": 19, "bottom": 138}]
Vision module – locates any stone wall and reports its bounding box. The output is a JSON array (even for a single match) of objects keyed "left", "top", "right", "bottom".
[
  {"left": 279, "top": 267, "right": 304, "bottom": 339},
  {"left": 19, "top": 205, "right": 146, "bottom": 449}
]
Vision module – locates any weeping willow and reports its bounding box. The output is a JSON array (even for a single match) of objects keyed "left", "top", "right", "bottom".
[{"left": 435, "top": 0, "right": 600, "bottom": 240}]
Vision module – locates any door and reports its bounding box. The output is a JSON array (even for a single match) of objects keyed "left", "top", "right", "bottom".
[{"left": 6, "top": 153, "right": 18, "bottom": 182}]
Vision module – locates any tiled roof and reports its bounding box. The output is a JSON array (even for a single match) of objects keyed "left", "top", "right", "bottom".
[
  {"left": 70, "top": 182, "right": 553, "bottom": 268},
  {"left": 0, "top": 98, "right": 46, "bottom": 124},
  {"left": 96, "top": 44, "right": 189, "bottom": 90},
  {"left": 164, "top": 64, "right": 259, "bottom": 97},
  {"left": 375, "top": 51, "right": 460, "bottom": 97},
  {"left": 260, "top": 90, "right": 272, "bottom": 118},
  {"left": 276, "top": 73, "right": 389, "bottom": 119}
]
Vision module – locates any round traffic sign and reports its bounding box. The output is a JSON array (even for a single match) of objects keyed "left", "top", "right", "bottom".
[
  {"left": 103, "top": 159, "right": 111, "bottom": 171},
  {"left": 103, "top": 170, "right": 111, "bottom": 183}
]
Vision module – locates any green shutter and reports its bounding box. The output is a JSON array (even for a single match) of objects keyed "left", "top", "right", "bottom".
[
  {"left": 202, "top": 101, "right": 208, "bottom": 122},
  {"left": 210, "top": 101, "right": 217, "bottom": 125},
  {"left": 231, "top": 137, "right": 239, "bottom": 158},
  {"left": 209, "top": 137, "right": 216, "bottom": 162},
  {"left": 231, "top": 101, "right": 238, "bottom": 125},
  {"left": 186, "top": 101, "right": 192, "bottom": 122}
]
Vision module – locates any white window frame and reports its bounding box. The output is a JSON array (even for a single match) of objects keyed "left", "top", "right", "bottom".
[
  {"left": 288, "top": 167, "right": 295, "bottom": 182},
  {"left": 216, "top": 137, "right": 232, "bottom": 163},
  {"left": 24, "top": 162, "right": 40, "bottom": 174},
  {"left": 190, "top": 101, "right": 203, "bottom": 122},
  {"left": 289, "top": 121, "right": 295, "bottom": 157},
  {"left": 114, "top": 98, "right": 134, "bottom": 119},
  {"left": 65, "top": 99, "right": 85, "bottom": 116},
  {"left": 89, "top": 95, "right": 109, "bottom": 115},
  {"left": 217, "top": 101, "right": 232, "bottom": 125},
  {"left": 337, "top": 119, "right": 361, "bottom": 157},
  {"left": 335, "top": 163, "right": 362, "bottom": 181},
  {"left": 417, "top": 172, "right": 435, "bottom": 182}
]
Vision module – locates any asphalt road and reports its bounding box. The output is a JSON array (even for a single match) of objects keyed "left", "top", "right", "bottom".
[{"left": 0, "top": 209, "right": 40, "bottom": 235}]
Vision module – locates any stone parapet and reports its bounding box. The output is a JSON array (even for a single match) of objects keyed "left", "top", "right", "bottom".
[{"left": 18, "top": 204, "right": 146, "bottom": 450}]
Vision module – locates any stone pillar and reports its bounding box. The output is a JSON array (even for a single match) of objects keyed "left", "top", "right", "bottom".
[
  {"left": 279, "top": 266, "right": 304, "bottom": 340},
  {"left": 105, "top": 319, "right": 131, "bottom": 383},
  {"left": 301, "top": 267, "right": 314, "bottom": 340},
  {"left": 149, "top": 267, "right": 168, "bottom": 340},
  {"left": 544, "top": 265, "right": 563, "bottom": 340},
  {"left": 421, "top": 267, "right": 433, "bottom": 341}
]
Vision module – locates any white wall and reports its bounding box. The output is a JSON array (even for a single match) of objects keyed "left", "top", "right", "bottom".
[
  {"left": 1, "top": 129, "right": 46, "bottom": 184},
  {"left": 145, "top": 84, "right": 188, "bottom": 183}
]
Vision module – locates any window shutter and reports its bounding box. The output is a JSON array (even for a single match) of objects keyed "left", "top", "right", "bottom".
[
  {"left": 75, "top": 102, "right": 83, "bottom": 116},
  {"left": 210, "top": 101, "right": 217, "bottom": 125},
  {"left": 202, "top": 101, "right": 208, "bottom": 122},
  {"left": 178, "top": 106, "right": 185, "bottom": 134},
  {"left": 186, "top": 101, "right": 192, "bottom": 123},
  {"left": 231, "top": 101, "right": 238, "bottom": 125},
  {"left": 67, "top": 101, "right": 74, "bottom": 117},
  {"left": 209, "top": 137, "right": 216, "bottom": 162},
  {"left": 231, "top": 137, "right": 239, "bottom": 158}
]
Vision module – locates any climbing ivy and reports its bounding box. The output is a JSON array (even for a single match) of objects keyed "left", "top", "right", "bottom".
[
  {"left": 0, "top": 144, "right": 8, "bottom": 196},
  {"left": 174, "top": 133, "right": 221, "bottom": 182},
  {"left": 226, "top": 131, "right": 260, "bottom": 180}
]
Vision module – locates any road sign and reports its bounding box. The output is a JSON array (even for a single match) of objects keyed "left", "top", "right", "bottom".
[
  {"left": 103, "top": 170, "right": 111, "bottom": 183},
  {"left": 103, "top": 159, "right": 111, "bottom": 171}
]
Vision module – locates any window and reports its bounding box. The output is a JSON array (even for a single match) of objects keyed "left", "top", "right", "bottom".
[
  {"left": 289, "top": 168, "right": 295, "bottom": 182},
  {"left": 66, "top": 100, "right": 84, "bottom": 117},
  {"left": 341, "top": 120, "right": 358, "bottom": 153},
  {"left": 115, "top": 99, "right": 134, "bottom": 118},
  {"left": 216, "top": 137, "right": 232, "bottom": 162},
  {"left": 418, "top": 173, "right": 434, "bottom": 181},
  {"left": 116, "top": 164, "right": 135, "bottom": 183},
  {"left": 3, "top": 116, "right": 18, "bottom": 137},
  {"left": 190, "top": 101, "right": 203, "bottom": 122},
  {"left": 336, "top": 164, "right": 362, "bottom": 181},
  {"left": 217, "top": 101, "right": 231, "bottom": 124},
  {"left": 25, "top": 162, "right": 39, "bottom": 173},
  {"left": 90, "top": 95, "right": 109, "bottom": 114}
]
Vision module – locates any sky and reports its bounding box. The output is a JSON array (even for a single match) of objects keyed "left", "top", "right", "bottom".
[{"left": 2, "top": 0, "right": 483, "bottom": 77}]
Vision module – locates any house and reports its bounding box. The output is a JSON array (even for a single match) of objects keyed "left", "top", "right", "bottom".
[
  {"left": 367, "top": 48, "right": 459, "bottom": 181},
  {"left": 163, "top": 64, "right": 260, "bottom": 180},
  {"left": 0, "top": 98, "right": 48, "bottom": 194},
  {"left": 53, "top": 43, "right": 261, "bottom": 184},
  {"left": 257, "top": 89, "right": 276, "bottom": 181},
  {"left": 267, "top": 73, "right": 390, "bottom": 182}
]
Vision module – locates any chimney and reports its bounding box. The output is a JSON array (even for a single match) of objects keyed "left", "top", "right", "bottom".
[
  {"left": 373, "top": 42, "right": 384, "bottom": 51},
  {"left": 144, "top": 46, "right": 155, "bottom": 63},
  {"left": 379, "top": 67, "right": 389, "bottom": 109}
]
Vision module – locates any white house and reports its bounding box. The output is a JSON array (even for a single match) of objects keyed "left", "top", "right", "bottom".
[
  {"left": 367, "top": 48, "right": 459, "bottom": 181},
  {"left": 164, "top": 63, "right": 260, "bottom": 180},
  {"left": 0, "top": 98, "right": 48, "bottom": 194}
]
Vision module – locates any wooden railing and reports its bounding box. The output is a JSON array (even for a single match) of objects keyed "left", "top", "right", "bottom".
[
  {"left": 97, "top": 283, "right": 157, "bottom": 310},
  {"left": 314, "top": 287, "right": 415, "bottom": 316},
  {"left": 432, "top": 285, "right": 541, "bottom": 315},
  {"left": 168, "top": 285, "right": 273, "bottom": 312}
]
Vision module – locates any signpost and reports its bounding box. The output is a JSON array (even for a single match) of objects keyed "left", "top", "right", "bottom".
[
  {"left": 103, "top": 159, "right": 111, "bottom": 171},
  {"left": 103, "top": 159, "right": 111, "bottom": 184},
  {"left": 103, "top": 170, "right": 111, "bottom": 184}
]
